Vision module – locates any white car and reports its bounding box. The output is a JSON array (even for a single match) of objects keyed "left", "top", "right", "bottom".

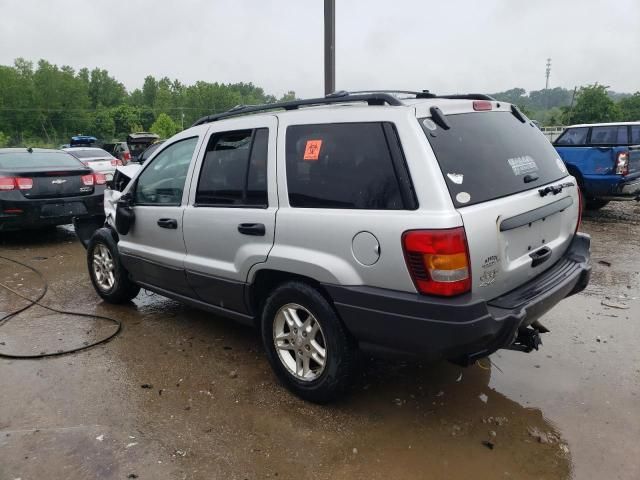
[{"left": 63, "top": 147, "right": 122, "bottom": 182}]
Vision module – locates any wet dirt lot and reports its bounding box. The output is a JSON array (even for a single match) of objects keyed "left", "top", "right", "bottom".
[{"left": 0, "top": 204, "right": 639, "bottom": 480}]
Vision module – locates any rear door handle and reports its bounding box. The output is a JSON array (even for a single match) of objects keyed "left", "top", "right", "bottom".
[
  {"left": 157, "top": 218, "right": 178, "bottom": 229},
  {"left": 238, "top": 223, "right": 265, "bottom": 236},
  {"left": 530, "top": 246, "right": 552, "bottom": 267}
]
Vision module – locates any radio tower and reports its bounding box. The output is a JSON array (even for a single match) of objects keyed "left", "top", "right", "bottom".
[{"left": 545, "top": 58, "right": 552, "bottom": 90}]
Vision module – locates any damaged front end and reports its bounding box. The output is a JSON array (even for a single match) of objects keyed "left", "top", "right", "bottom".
[{"left": 73, "top": 164, "right": 140, "bottom": 248}]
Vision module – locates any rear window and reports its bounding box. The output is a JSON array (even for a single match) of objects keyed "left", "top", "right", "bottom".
[
  {"left": 0, "top": 151, "right": 82, "bottom": 169},
  {"left": 66, "top": 149, "right": 112, "bottom": 159},
  {"left": 631, "top": 126, "right": 640, "bottom": 145},
  {"left": 421, "top": 112, "right": 567, "bottom": 208}
]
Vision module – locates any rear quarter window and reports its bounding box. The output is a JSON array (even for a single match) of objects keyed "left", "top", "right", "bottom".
[
  {"left": 421, "top": 111, "right": 567, "bottom": 208},
  {"left": 285, "top": 122, "right": 412, "bottom": 209}
]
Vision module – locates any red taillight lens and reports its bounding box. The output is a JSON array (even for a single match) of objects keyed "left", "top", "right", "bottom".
[
  {"left": 615, "top": 151, "right": 629, "bottom": 176},
  {"left": 16, "top": 177, "right": 33, "bottom": 190},
  {"left": 402, "top": 227, "right": 472, "bottom": 297},
  {"left": 0, "top": 177, "right": 16, "bottom": 190},
  {"left": 124, "top": 152, "right": 131, "bottom": 161},
  {"left": 110, "top": 159, "right": 123, "bottom": 166},
  {"left": 81, "top": 174, "right": 95, "bottom": 186},
  {"left": 473, "top": 100, "right": 493, "bottom": 111},
  {"left": 93, "top": 173, "right": 107, "bottom": 185},
  {"left": 0, "top": 177, "right": 33, "bottom": 190}
]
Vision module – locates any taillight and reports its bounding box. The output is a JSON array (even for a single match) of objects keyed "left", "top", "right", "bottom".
[
  {"left": 94, "top": 173, "right": 107, "bottom": 185},
  {"left": 16, "top": 177, "right": 33, "bottom": 190},
  {"left": 81, "top": 174, "right": 95, "bottom": 186},
  {"left": 110, "top": 159, "right": 123, "bottom": 166},
  {"left": 615, "top": 151, "right": 629, "bottom": 176},
  {"left": 473, "top": 100, "right": 493, "bottom": 111},
  {"left": 0, "top": 177, "right": 33, "bottom": 190},
  {"left": 123, "top": 152, "right": 131, "bottom": 162},
  {"left": 402, "top": 227, "right": 472, "bottom": 297},
  {"left": 0, "top": 177, "right": 16, "bottom": 190}
]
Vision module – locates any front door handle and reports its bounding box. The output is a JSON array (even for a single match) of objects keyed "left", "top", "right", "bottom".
[
  {"left": 157, "top": 218, "right": 178, "bottom": 229},
  {"left": 238, "top": 223, "right": 266, "bottom": 236}
]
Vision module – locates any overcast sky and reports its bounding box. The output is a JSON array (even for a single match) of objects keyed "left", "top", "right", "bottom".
[{"left": 1, "top": 0, "right": 638, "bottom": 98}]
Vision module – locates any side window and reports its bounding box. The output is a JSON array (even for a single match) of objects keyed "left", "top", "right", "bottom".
[
  {"left": 590, "top": 126, "right": 628, "bottom": 145},
  {"left": 285, "top": 122, "right": 405, "bottom": 209},
  {"left": 134, "top": 137, "right": 198, "bottom": 206},
  {"left": 555, "top": 127, "right": 588, "bottom": 146},
  {"left": 630, "top": 126, "right": 640, "bottom": 145},
  {"left": 195, "top": 128, "right": 268, "bottom": 207}
]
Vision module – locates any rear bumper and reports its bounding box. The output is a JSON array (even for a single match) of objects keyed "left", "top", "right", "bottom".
[
  {"left": 325, "top": 233, "right": 591, "bottom": 361},
  {"left": 0, "top": 190, "right": 104, "bottom": 231},
  {"left": 583, "top": 174, "right": 640, "bottom": 200}
]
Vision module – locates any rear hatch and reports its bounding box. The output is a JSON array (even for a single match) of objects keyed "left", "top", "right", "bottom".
[{"left": 419, "top": 103, "right": 580, "bottom": 300}]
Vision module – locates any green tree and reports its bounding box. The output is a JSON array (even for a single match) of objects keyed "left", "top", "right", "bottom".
[
  {"left": 0, "top": 131, "right": 10, "bottom": 147},
  {"left": 91, "top": 106, "right": 115, "bottom": 139},
  {"left": 149, "top": 113, "right": 179, "bottom": 138},
  {"left": 569, "top": 84, "right": 621, "bottom": 124},
  {"left": 618, "top": 92, "right": 640, "bottom": 121}
]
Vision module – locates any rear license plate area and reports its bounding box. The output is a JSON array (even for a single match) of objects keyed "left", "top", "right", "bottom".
[{"left": 40, "top": 202, "right": 88, "bottom": 218}]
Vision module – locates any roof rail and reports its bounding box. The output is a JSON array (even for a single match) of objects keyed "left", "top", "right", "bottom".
[{"left": 191, "top": 92, "right": 403, "bottom": 126}]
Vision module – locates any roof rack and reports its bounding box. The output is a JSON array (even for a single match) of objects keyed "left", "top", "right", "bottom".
[
  {"left": 191, "top": 91, "right": 403, "bottom": 126},
  {"left": 191, "top": 90, "right": 497, "bottom": 127}
]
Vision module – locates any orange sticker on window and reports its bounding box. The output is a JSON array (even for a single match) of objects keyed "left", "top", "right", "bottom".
[{"left": 303, "top": 139, "right": 323, "bottom": 161}]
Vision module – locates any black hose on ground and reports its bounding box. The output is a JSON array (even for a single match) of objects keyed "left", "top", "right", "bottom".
[{"left": 0, "top": 254, "right": 121, "bottom": 359}]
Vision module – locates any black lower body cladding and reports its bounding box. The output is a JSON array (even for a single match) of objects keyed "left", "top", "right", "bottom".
[{"left": 325, "top": 233, "right": 591, "bottom": 361}]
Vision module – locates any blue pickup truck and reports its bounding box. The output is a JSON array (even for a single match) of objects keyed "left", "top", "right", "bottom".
[{"left": 554, "top": 122, "right": 640, "bottom": 210}]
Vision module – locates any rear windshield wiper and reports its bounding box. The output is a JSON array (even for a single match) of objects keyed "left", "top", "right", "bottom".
[
  {"left": 429, "top": 106, "right": 450, "bottom": 130},
  {"left": 511, "top": 104, "right": 527, "bottom": 123}
]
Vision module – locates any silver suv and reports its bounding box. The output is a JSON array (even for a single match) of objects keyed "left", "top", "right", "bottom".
[{"left": 81, "top": 91, "right": 591, "bottom": 402}]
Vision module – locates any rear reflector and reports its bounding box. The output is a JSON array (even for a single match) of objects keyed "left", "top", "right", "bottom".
[
  {"left": 402, "top": 227, "right": 472, "bottom": 296},
  {"left": 3, "top": 208, "right": 23, "bottom": 214},
  {"left": 473, "top": 100, "right": 493, "bottom": 111},
  {"left": 576, "top": 185, "right": 583, "bottom": 233}
]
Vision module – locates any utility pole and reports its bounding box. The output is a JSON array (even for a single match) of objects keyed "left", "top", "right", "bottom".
[{"left": 324, "top": 0, "right": 335, "bottom": 96}]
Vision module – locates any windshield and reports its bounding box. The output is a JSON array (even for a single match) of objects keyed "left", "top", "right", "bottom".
[
  {"left": 421, "top": 111, "right": 567, "bottom": 207},
  {"left": 0, "top": 151, "right": 83, "bottom": 169}
]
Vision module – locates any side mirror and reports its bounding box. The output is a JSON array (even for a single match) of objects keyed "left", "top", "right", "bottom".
[{"left": 115, "top": 193, "right": 135, "bottom": 235}]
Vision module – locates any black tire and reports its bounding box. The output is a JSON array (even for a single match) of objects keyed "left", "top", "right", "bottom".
[
  {"left": 260, "top": 281, "right": 356, "bottom": 403},
  {"left": 584, "top": 199, "right": 610, "bottom": 210},
  {"left": 87, "top": 228, "right": 140, "bottom": 303}
]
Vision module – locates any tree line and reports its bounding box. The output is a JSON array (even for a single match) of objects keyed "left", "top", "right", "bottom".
[
  {"left": 0, "top": 58, "right": 295, "bottom": 147},
  {"left": 491, "top": 85, "right": 640, "bottom": 126},
  {"left": 2, "top": 58, "right": 640, "bottom": 148}
]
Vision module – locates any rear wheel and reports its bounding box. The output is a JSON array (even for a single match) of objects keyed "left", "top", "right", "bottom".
[
  {"left": 261, "top": 281, "right": 356, "bottom": 403},
  {"left": 584, "top": 198, "right": 610, "bottom": 210},
  {"left": 87, "top": 228, "right": 140, "bottom": 303}
]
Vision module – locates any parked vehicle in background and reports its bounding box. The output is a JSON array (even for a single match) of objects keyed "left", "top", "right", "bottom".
[
  {"left": 136, "top": 140, "right": 165, "bottom": 164},
  {"left": 127, "top": 132, "right": 160, "bottom": 162},
  {"left": 554, "top": 122, "right": 640, "bottom": 209},
  {"left": 63, "top": 147, "right": 121, "bottom": 183},
  {"left": 102, "top": 141, "right": 132, "bottom": 165},
  {"left": 70, "top": 135, "right": 98, "bottom": 147},
  {"left": 78, "top": 91, "right": 591, "bottom": 402},
  {"left": 0, "top": 148, "right": 106, "bottom": 231}
]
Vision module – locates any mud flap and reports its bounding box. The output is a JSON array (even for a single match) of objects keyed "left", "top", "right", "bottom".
[{"left": 72, "top": 215, "right": 106, "bottom": 249}]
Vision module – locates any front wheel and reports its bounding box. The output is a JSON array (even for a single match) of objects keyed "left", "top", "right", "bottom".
[
  {"left": 87, "top": 228, "right": 140, "bottom": 303},
  {"left": 261, "top": 281, "right": 356, "bottom": 403}
]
